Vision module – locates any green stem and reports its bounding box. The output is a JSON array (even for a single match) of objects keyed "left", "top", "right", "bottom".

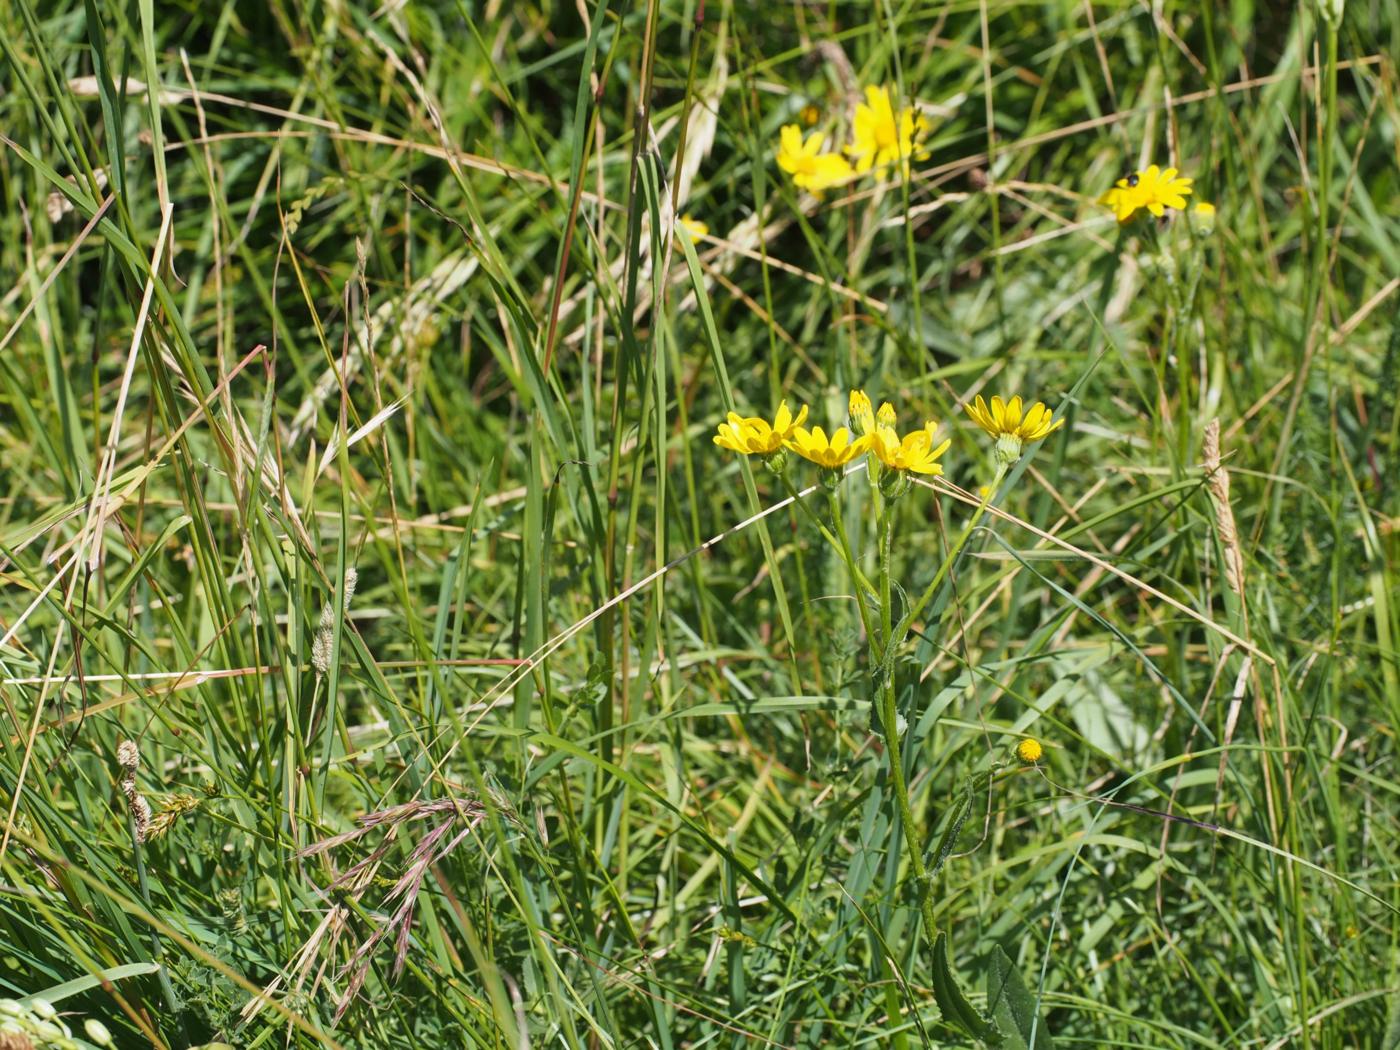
[
  {"left": 905, "top": 464, "right": 1007, "bottom": 630},
  {"left": 778, "top": 472, "right": 879, "bottom": 601},
  {"left": 1314, "top": 19, "right": 1339, "bottom": 323},
  {"left": 825, "top": 487, "right": 879, "bottom": 645},
  {"left": 874, "top": 504, "right": 940, "bottom": 940},
  {"left": 879, "top": 502, "right": 894, "bottom": 646},
  {"left": 880, "top": 674, "right": 939, "bottom": 938}
]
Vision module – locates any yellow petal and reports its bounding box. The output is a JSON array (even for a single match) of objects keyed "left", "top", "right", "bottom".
[
  {"left": 990, "top": 396, "right": 1007, "bottom": 431},
  {"left": 774, "top": 401, "right": 791, "bottom": 432},
  {"left": 1022, "top": 402, "right": 1046, "bottom": 435}
]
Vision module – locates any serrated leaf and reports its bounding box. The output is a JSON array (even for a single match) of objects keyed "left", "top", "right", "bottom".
[
  {"left": 932, "top": 932, "right": 997, "bottom": 1042},
  {"left": 985, "top": 945, "right": 1055, "bottom": 1050}
]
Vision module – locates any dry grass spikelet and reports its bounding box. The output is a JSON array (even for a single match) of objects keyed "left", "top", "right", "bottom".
[
  {"left": 146, "top": 793, "right": 203, "bottom": 840},
  {"left": 1203, "top": 420, "right": 1245, "bottom": 602},
  {"left": 312, "top": 568, "right": 358, "bottom": 678},
  {"left": 115, "top": 740, "right": 151, "bottom": 843}
]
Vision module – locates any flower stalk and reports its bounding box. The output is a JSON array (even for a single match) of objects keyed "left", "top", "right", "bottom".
[{"left": 712, "top": 389, "right": 1062, "bottom": 984}]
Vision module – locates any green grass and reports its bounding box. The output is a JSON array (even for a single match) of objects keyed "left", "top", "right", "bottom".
[{"left": 1, "top": 0, "right": 1398, "bottom": 1046}]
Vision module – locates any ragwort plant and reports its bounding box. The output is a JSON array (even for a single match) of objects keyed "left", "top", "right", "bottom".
[{"left": 715, "top": 389, "right": 1064, "bottom": 1042}]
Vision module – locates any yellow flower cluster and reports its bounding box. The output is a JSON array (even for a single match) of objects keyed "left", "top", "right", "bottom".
[
  {"left": 713, "top": 392, "right": 949, "bottom": 476},
  {"left": 857, "top": 391, "right": 951, "bottom": 475},
  {"left": 715, "top": 389, "right": 1067, "bottom": 476},
  {"left": 776, "top": 85, "right": 931, "bottom": 196}
]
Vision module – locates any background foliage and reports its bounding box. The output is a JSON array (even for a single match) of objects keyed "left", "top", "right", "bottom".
[{"left": 1, "top": 0, "right": 1398, "bottom": 1046}]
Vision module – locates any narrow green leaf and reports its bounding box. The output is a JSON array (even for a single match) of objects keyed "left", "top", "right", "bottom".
[{"left": 22, "top": 962, "right": 160, "bottom": 1005}]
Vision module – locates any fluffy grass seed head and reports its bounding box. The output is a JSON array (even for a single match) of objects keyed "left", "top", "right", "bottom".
[
  {"left": 965, "top": 394, "right": 1064, "bottom": 465},
  {"left": 713, "top": 401, "right": 808, "bottom": 457},
  {"left": 847, "top": 85, "right": 931, "bottom": 177},
  {"left": 1016, "top": 738, "right": 1044, "bottom": 764},
  {"left": 1100, "top": 164, "right": 1194, "bottom": 223},
  {"left": 786, "top": 425, "right": 869, "bottom": 471},
  {"left": 776, "top": 125, "right": 854, "bottom": 196}
]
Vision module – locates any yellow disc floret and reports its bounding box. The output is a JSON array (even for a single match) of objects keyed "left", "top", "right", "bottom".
[{"left": 1016, "top": 738, "right": 1044, "bottom": 764}]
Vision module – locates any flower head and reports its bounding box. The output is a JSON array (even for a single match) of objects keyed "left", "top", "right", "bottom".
[
  {"left": 1016, "top": 738, "right": 1044, "bottom": 764},
  {"left": 849, "top": 389, "right": 875, "bottom": 437},
  {"left": 965, "top": 395, "right": 1064, "bottom": 465},
  {"left": 871, "top": 420, "right": 951, "bottom": 476},
  {"left": 1100, "top": 164, "right": 1194, "bottom": 223},
  {"left": 714, "top": 400, "right": 809, "bottom": 456},
  {"left": 874, "top": 400, "right": 899, "bottom": 448},
  {"left": 1190, "top": 201, "right": 1216, "bottom": 234},
  {"left": 777, "top": 125, "right": 855, "bottom": 196},
  {"left": 678, "top": 215, "right": 709, "bottom": 239},
  {"left": 847, "top": 85, "right": 931, "bottom": 178},
  {"left": 786, "top": 425, "right": 869, "bottom": 469}
]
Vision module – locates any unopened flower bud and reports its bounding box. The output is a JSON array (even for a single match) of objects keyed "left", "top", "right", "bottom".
[
  {"left": 878, "top": 466, "right": 911, "bottom": 502},
  {"left": 85, "top": 1019, "right": 115, "bottom": 1045},
  {"left": 994, "top": 432, "right": 1023, "bottom": 467},
  {"left": 848, "top": 390, "right": 874, "bottom": 437}
]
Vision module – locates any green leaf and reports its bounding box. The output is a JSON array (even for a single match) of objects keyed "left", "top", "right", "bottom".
[
  {"left": 986, "top": 945, "right": 1055, "bottom": 1050},
  {"left": 22, "top": 962, "right": 160, "bottom": 1005},
  {"left": 932, "top": 932, "right": 997, "bottom": 1043}
]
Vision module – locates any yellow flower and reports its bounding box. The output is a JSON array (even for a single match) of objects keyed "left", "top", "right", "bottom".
[
  {"left": 847, "top": 85, "right": 931, "bottom": 178},
  {"left": 1191, "top": 201, "right": 1216, "bottom": 234},
  {"left": 965, "top": 394, "right": 1065, "bottom": 465},
  {"left": 965, "top": 395, "right": 1064, "bottom": 443},
  {"left": 776, "top": 125, "right": 855, "bottom": 195},
  {"left": 1099, "top": 164, "right": 1194, "bottom": 223},
  {"left": 1016, "top": 738, "right": 1043, "bottom": 764},
  {"left": 713, "top": 400, "right": 808, "bottom": 455},
  {"left": 678, "top": 215, "right": 709, "bottom": 239},
  {"left": 871, "top": 421, "right": 951, "bottom": 475},
  {"left": 849, "top": 389, "right": 875, "bottom": 437},
  {"left": 786, "top": 424, "right": 869, "bottom": 469}
]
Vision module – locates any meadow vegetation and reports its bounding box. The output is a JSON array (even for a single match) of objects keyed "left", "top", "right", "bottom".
[{"left": 1, "top": 0, "right": 1398, "bottom": 1046}]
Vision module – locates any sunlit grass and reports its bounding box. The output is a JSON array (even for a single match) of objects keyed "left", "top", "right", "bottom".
[{"left": 1, "top": 0, "right": 1398, "bottom": 1046}]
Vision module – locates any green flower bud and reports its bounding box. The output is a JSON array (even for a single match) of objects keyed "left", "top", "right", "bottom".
[
  {"left": 994, "top": 432, "right": 1023, "bottom": 467},
  {"left": 878, "top": 467, "right": 911, "bottom": 502}
]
